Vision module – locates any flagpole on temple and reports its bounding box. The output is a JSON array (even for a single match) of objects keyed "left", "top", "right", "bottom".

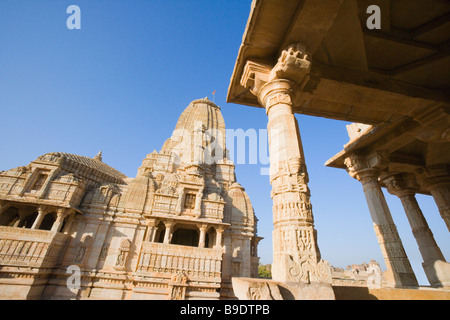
[{"left": 212, "top": 90, "right": 216, "bottom": 103}]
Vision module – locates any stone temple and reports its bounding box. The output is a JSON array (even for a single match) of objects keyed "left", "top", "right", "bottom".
[{"left": 0, "top": 98, "right": 261, "bottom": 300}]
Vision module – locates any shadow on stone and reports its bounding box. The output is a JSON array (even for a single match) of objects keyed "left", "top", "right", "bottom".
[{"left": 232, "top": 277, "right": 335, "bottom": 300}]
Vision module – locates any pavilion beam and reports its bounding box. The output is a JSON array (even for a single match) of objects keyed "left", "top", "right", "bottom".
[
  {"left": 410, "top": 12, "right": 450, "bottom": 38},
  {"left": 389, "top": 48, "right": 450, "bottom": 76},
  {"left": 280, "top": 0, "right": 345, "bottom": 56},
  {"left": 362, "top": 29, "right": 439, "bottom": 51}
]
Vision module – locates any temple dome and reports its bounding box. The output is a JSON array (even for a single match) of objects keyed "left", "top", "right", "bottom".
[
  {"left": 160, "top": 98, "right": 226, "bottom": 165},
  {"left": 226, "top": 182, "right": 255, "bottom": 228},
  {"left": 122, "top": 171, "right": 156, "bottom": 213}
]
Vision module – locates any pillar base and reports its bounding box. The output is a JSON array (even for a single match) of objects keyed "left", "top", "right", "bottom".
[
  {"left": 231, "top": 277, "right": 335, "bottom": 300},
  {"left": 423, "top": 260, "right": 450, "bottom": 288}
]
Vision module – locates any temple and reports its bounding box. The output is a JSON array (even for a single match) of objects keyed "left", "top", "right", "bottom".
[{"left": 0, "top": 98, "right": 261, "bottom": 300}]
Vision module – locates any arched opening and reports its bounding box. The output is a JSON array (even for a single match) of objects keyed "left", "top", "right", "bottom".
[
  {"left": 205, "top": 227, "right": 217, "bottom": 248},
  {"left": 155, "top": 222, "right": 166, "bottom": 243},
  {"left": 39, "top": 212, "right": 56, "bottom": 230},
  {"left": 59, "top": 218, "right": 67, "bottom": 233},
  {"left": 171, "top": 226, "right": 199, "bottom": 247},
  {"left": 19, "top": 212, "right": 38, "bottom": 229},
  {"left": 0, "top": 207, "right": 20, "bottom": 227}
]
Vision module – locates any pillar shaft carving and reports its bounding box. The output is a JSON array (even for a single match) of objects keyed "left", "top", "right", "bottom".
[
  {"left": 163, "top": 220, "right": 174, "bottom": 244},
  {"left": 241, "top": 43, "right": 331, "bottom": 284},
  {"left": 345, "top": 154, "right": 418, "bottom": 287},
  {"left": 31, "top": 206, "right": 48, "bottom": 230},
  {"left": 198, "top": 224, "right": 208, "bottom": 248},
  {"left": 384, "top": 173, "right": 449, "bottom": 287},
  {"left": 419, "top": 165, "right": 450, "bottom": 231},
  {"left": 145, "top": 219, "right": 159, "bottom": 242},
  {"left": 51, "top": 208, "right": 68, "bottom": 232}
]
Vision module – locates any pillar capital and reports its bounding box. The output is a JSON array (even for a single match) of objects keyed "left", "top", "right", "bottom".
[
  {"left": 417, "top": 164, "right": 450, "bottom": 231},
  {"left": 37, "top": 205, "right": 50, "bottom": 215},
  {"left": 215, "top": 225, "right": 226, "bottom": 233},
  {"left": 163, "top": 219, "right": 175, "bottom": 229},
  {"left": 383, "top": 173, "right": 420, "bottom": 198},
  {"left": 344, "top": 151, "right": 389, "bottom": 183},
  {"left": 197, "top": 224, "right": 209, "bottom": 232},
  {"left": 419, "top": 164, "right": 450, "bottom": 189},
  {"left": 240, "top": 43, "right": 311, "bottom": 104},
  {"left": 56, "top": 207, "right": 67, "bottom": 216},
  {"left": 146, "top": 218, "right": 159, "bottom": 228}
]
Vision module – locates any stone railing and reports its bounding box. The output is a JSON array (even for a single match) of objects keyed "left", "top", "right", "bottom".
[
  {"left": 201, "top": 200, "right": 225, "bottom": 220},
  {"left": 0, "top": 226, "right": 68, "bottom": 269},
  {"left": 152, "top": 194, "right": 178, "bottom": 214},
  {"left": 46, "top": 181, "right": 84, "bottom": 207},
  {"left": 136, "top": 242, "right": 223, "bottom": 282}
]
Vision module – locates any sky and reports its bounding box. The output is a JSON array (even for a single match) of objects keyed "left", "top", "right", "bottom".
[{"left": 0, "top": 0, "right": 448, "bottom": 286}]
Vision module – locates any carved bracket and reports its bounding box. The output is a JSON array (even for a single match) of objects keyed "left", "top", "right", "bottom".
[{"left": 240, "top": 43, "right": 311, "bottom": 99}]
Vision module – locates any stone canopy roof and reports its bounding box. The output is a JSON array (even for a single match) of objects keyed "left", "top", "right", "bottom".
[{"left": 35, "top": 152, "right": 127, "bottom": 184}]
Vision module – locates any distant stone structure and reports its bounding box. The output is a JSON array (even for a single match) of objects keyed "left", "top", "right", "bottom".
[
  {"left": 331, "top": 261, "right": 384, "bottom": 289},
  {"left": 0, "top": 98, "right": 261, "bottom": 300}
]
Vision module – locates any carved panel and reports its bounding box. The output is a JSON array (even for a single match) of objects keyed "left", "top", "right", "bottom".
[{"left": 137, "top": 242, "right": 222, "bottom": 282}]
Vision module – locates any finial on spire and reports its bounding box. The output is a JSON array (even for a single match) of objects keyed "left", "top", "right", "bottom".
[{"left": 94, "top": 150, "right": 103, "bottom": 162}]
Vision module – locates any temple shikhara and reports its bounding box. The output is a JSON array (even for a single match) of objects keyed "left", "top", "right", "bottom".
[
  {"left": 1, "top": 0, "right": 450, "bottom": 300},
  {"left": 0, "top": 98, "right": 261, "bottom": 299}
]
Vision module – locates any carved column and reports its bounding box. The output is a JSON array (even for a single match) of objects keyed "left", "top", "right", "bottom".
[
  {"left": 420, "top": 165, "right": 450, "bottom": 231},
  {"left": 145, "top": 219, "right": 159, "bottom": 242},
  {"left": 215, "top": 226, "right": 225, "bottom": 248},
  {"left": 163, "top": 220, "right": 174, "bottom": 244},
  {"left": 198, "top": 224, "right": 208, "bottom": 248},
  {"left": 345, "top": 153, "right": 418, "bottom": 287},
  {"left": 31, "top": 206, "right": 48, "bottom": 229},
  {"left": 240, "top": 44, "right": 331, "bottom": 284},
  {"left": 51, "top": 208, "right": 68, "bottom": 232},
  {"left": 384, "top": 173, "right": 449, "bottom": 287}
]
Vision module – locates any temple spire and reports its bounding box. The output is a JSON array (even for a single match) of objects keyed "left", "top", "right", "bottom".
[{"left": 94, "top": 150, "right": 103, "bottom": 162}]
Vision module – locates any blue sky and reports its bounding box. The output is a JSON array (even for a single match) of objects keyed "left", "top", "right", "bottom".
[{"left": 0, "top": 0, "right": 448, "bottom": 285}]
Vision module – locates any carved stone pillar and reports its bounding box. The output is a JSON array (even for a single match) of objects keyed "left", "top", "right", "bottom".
[
  {"left": 345, "top": 153, "right": 418, "bottom": 287},
  {"left": 163, "top": 220, "right": 174, "bottom": 244},
  {"left": 420, "top": 165, "right": 450, "bottom": 231},
  {"left": 384, "top": 173, "right": 449, "bottom": 287},
  {"left": 51, "top": 208, "right": 68, "bottom": 232},
  {"left": 198, "top": 224, "right": 208, "bottom": 248},
  {"left": 240, "top": 43, "right": 331, "bottom": 284},
  {"left": 145, "top": 219, "right": 159, "bottom": 242},
  {"left": 31, "top": 206, "right": 48, "bottom": 230},
  {"left": 215, "top": 226, "right": 225, "bottom": 248}
]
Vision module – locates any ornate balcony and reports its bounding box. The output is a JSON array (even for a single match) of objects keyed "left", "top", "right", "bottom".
[
  {"left": 136, "top": 242, "right": 223, "bottom": 283},
  {"left": 0, "top": 226, "right": 68, "bottom": 269}
]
